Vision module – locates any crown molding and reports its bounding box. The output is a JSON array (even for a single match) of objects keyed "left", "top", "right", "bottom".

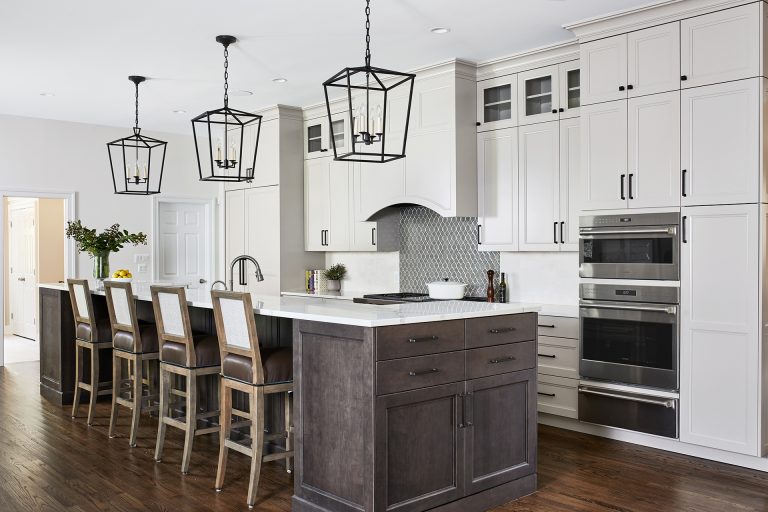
[
  {"left": 563, "top": 0, "right": 759, "bottom": 42},
  {"left": 476, "top": 40, "right": 579, "bottom": 81}
]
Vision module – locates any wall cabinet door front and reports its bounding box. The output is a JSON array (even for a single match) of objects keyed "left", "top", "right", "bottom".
[
  {"left": 580, "top": 34, "right": 628, "bottom": 106},
  {"left": 680, "top": 204, "right": 759, "bottom": 456},
  {"left": 628, "top": 91, "right": 681, "bottom": 208},
  {"left": 681, "top": 79, "right": 760, "bottom": 206},
  {"left": 518, "top": 65, "right": 560, "bottom": 126},
  {"left": 559, "top": 117, "right": 581, "bottom": 250},
  {"left": 375, "top": 383, "right": 465, "bottom": 512},
  {"left": 224, "top": 190, "right": 246, "bottom": 291},
  {"left": 519, "top": 122, "right": 560, "bottom": 252},
  {"left": 627, "top": 22, "right": 681, "bottom": 97},
  {"left": 304, "top": 159, "right": 331, "bottom": 251},
  {"left": 559, "top": 61, "right": 581, "bottom": 120},
  {"left": 464, "top": 370, "right": 536, "bottom": 495},
  {"left": 304, "top": 118, "right": 330, "bottom": 160},
  {"left": 477, "top": 76, "right": 518, "bottom": 132},
  {"left": 244, "top": 186, "right": 280, "bottom": 295},
  {"left": 580, "top": 100, "right": 628, "bottom": 210},
  {"left": 680, "top": 3, "right": 761, "bottom": 89},
  {"left": 477, "top": 128, "right": 519, "bottom": 251}
]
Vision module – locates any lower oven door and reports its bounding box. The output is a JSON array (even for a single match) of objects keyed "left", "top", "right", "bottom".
[
  {"left": 580, "top": 300, "right": 678, "bottom": 390},
  {"left": 578, "top": 383, "right": 678, "bottom": 438}
]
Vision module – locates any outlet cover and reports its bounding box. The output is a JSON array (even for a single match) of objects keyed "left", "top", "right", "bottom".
[{"left": 137, "top": 263, "right": 148, "bottom": 273}]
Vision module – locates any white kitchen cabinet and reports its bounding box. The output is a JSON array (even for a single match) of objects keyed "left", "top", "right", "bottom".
[
  {"left": 304, "top": 158, "right": 350, "bottom": 251},
  {"left": 477, "top": 75, "right": 518, "bottom": 132},
  {"left": 580, "top": 100, "right": 627, "bottom": 210},
  {"left": 559, "top": 117, "right": 581, "bottom": 249},
  {"left": 580, "top": 34, "right": 627, "bottom": 105},
  {"left": 518, "top": 65, "right": 560, "bottom": 126},
  {"left": 627, "top": 91, "right": 681, "bottom": 208},
  {"left": 244, "top": 187, "right": 281, "bottom": 296},
  {"left": 225, "top": 189, "right": 246, "bottom": 291},
  {"left": 519, "top": 122, "right": 560, "bottom": 251},
  {"left": 477, "top": 128, "right": 519, "bottom": 251},
  {"left": 559, "top": 61, "right": 581, "bottom": 120},
  {"left": 627, "top": 22, "right": 681, "bottom": 97},
  {"left": 681, "top": 3, "right": 761, "bottom": 89},
  {"left": 681, "top": 78, "right": 760, "bottom": 206},
  {"left": 680, "top": 204, "right": 760, "bottom": 456},
  {"left": 304, "top": 112, "right": 350, "bottom": 160}
]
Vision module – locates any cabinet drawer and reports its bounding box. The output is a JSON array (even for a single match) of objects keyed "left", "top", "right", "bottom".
[
  {"left": 466, "top": 313, "right": 536, "bottom": 349},
  {"left": 537, "top": 315, "right": 578, "bottom": 339},
  {"left": 376, "top": 351, "right": 465, "bottom": 396},
  {"left": 466, "top": 341, "right": 536, "bottom": 379},
  {"left": 537, "top": 336, "right": 579, "bottom": 379},
  {"left": 376, "top": 320, "right": 465, "bottom": 361},
  {"left": 537, "top": 375, "right": 578, "bottom": 418}
]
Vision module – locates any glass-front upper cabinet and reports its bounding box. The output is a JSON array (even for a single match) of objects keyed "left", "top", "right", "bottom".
[
  {"left": 476, "top": 75, "right": 518, "bottom": 132},
  {"left": 517, "top": 65, "right": 560, "bottom": 126},
  {"left": 559, "top": 61, "right": 581, "bottom": 119},
  {"left": 304, "top": 113, "right": 350, "bottom": 160}
]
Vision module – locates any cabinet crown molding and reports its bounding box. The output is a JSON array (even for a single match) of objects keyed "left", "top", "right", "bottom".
[
  {"left": 252, "top": 104, "right": 304, "bottom": 122},
  {"left": 563, "top": 0, "right": 758, "bottom": 42},
  {"left": 476, "top": 39, "right": 579, "bottom": 81}
]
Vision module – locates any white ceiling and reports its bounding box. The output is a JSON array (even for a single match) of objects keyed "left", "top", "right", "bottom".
[{"left": 0, "top": 0, "right": 656, "bottom": 134}]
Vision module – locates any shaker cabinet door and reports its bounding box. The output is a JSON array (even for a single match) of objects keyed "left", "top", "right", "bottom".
[
  {"left": 559, "top": 117, "right": 581, "bottom": 250},
  {"left": 477, "top": 76, "right": 518, "bottom": 132},
  {"left": 304, "top": 158, "right": 331, "bottom": 251},
  {"left": 580, "top": 100, "right": 628, "bottom": 211},
  {"left": 627, "top": 22, "right": 681, "bottom": 97},
  {"left": 477, "top": 128, "right": 519, "bottom": 251},
  {"left": 580, "top": 34, "right": 628, "bottom": 106},
  {"left": 518, "top": 65, "right": 560, "bottom": 126}
]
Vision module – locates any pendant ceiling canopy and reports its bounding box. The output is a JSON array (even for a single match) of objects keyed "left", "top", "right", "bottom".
[
  {"left": 106, "top": 76, "right": 167, "bottom": 195},
  {"left": 323, "top": 0, "right": 415, "bottom": 163},
  {"left": 192, "top": 35, "right": 262, "bottom": 183}
]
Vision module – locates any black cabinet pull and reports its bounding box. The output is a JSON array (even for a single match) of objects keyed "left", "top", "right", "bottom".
[
  {"left": 559, "top": 108, "right": 565, "bottom": 113},
  {"left": 620, "top": 174, "right": 626, "bottom": 200},
  {"left": 551, "top": 109, "right": 558, "bottom": 114},
  {"left": 320, "top": 230, "right": 325, "bottom": 246},
  {"left": 560, "top": 221, "right": 565, "bottom": 244},
  {"left": 627, "top": 84, "right": 634, "bottom": 90},
  {"left": 681, "top": 75, "right": 688, "bottom": 81},
  {"left": 538, "top": 353, "right": 557, "bottom": 359},
  {"left": 619, "top": 85, "right": 626, "bottom": 91},
  {"left": 628, "top": 173, "right": 634, "bottom": 199},
  {"left": 489, "top": 327, "right": 516, "bottom": 334},
  {"left": 681, "top": 169, "right": 687, "bottom": 197},
  {"left": 408, "top": 336, "right": 438, "bottom": 344},
  {"left": 371, "top": 227, "right": 376, "bottom": 246},
  {"left": 477, "top": 224, "right": 482, "bottom": 245},
  {"left": 553, "top": 221, "right": 559, "bottom": 244},
  {"left": 476, "top": 121, "right": 481, "bottom": 126},
  {"left": 489, "top": 356, "right": 516, "bottom": 364},
  {"left": 320, "top": 148, "right": 328, "bottom": 152},
  {"left": 538, "top": 392, "right": 556, "bottom": 397},
  {"left": 538, "top": 324, "right": 556, "bottom": 328},
  {"left": 682, "top": 216, "right": 687, "bottom": 244},
  {"left": 409, "top": 368, "right": 439, "bottom": 377}
]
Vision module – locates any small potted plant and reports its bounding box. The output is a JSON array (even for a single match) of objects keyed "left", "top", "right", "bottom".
[
  {"left": 323, "top": 263, "right": 347, "bottom": 292},
  {"left": 65, "top": 220, "right": 147, "bottom": 289}
]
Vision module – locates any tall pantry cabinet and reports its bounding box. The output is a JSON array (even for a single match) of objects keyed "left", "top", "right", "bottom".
[{"left": 225, "top": 106, "right": 324, "bottom": 296}]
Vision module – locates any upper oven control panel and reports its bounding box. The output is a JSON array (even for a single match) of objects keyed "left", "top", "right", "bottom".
[{"left": 580, "top": 212, "right": 680, "bottom": 229}]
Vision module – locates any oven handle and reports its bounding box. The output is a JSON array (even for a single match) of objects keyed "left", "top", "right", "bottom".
[
  {"left": 580, "top": 303, "right": 676, "bottom": 314},
  {"left": 578, "top": 387, "right": 676, "bottom": 408},
  {"left": 579, "top": 227, "right": 677, "bottom": 236}
]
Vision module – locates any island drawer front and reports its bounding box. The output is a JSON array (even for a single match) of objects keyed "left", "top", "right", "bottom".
[
  {"left": 376, "top": 320, "right": 465, "bottom": 361},
  {"left": 537, "top": 315, "right": 579, "bottom": 339},
  {"left": 465, "top": 313, "right": 537, "bottom": 349},
  {"left": 466, "top": 341, "right": 536, "bottom": 379},
  {"left": 537, "top": 374, "right": 578, "bottom": 418},
  {"left": 376, "top": 351, "right": 465, "bottom": 395},
  {"left": 537, "top": 336, "right": 579, "bottom": 379}
]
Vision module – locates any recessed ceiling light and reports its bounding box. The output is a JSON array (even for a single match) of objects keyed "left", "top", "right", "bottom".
[
  {"left": 430, "top": 27, "right": 451, "bottom": 34},
  {"left": 273, "top": 78, "right": 288, "bottom": 84},
  {"left": 173, "top": 109, "right": 187, "bottom": 114},
  {"left": 229, "top": 89, "right": 253, "bottom": 97},
  {"left": 39, "top": 92, "right": 55, "bottom": 97}
]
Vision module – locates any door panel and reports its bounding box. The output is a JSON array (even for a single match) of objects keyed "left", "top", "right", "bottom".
[
  {"left": 580, "top": 100, "right": 628, "bottom": 210},
  {"left": 225, "top": 190, "right": 246, "bottom": 292},
  {"left": 519, "top": 122, "right": 560, "bottom": 252},
  {"left": 304, "top": 158, "right": 331, "bottom": 251},
  {"left": 518, "top": 65, "right": 560, "bottom": 126},
  {"left": 9, "top": 204, "right": 37, "bottom": 340},
  {"left": 580, "top": 34, "right": 628, "bottom": 105},
  {"left": 245, "top": 187, "right": 280, "bottom": 296},
  {"left": 477, "top": 76, "right": 518, "bottom": 132},
  {"left": 327, "top": 160, "right": 350, "bottom": 251},
  {"left": 559, "top": 61, "right": 581, "bottom": 119},
  {"left": 559, "top": 117, "right": 581, "bottom": 250},
  {"left": 627, "top": 22, "right": 680, "bottom": 97},
  {"left": 157, "top": 202, "right": 209, "bottom": 288},
  {"left": 477, "top": 128, "right": 518, "bottom": 251}
]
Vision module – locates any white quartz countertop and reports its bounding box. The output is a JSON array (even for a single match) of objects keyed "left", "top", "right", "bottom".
[{"left": 39, "top": 282, "right": 540, "bottom": 328}]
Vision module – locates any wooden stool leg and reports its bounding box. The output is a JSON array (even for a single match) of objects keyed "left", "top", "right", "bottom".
[
  {"left": 129, "top": 356, "right": 143, "bottom": 447},
  {"left": 180, "top": 372, "right": 198, "bottom": 474},
  {"left": 285, "top": 390, "right": 294, "bottom": 473},
  {"left": 154, "top": 365, "right": 171, "bottom": 462},
  {"left": 108, "top": 353, "right": 121, "bottom": 438},
  {"left": 215, "top": 381, "right": 232, "bottom": 491},
  {"left": 71, "top": 344, "right": 83, "bottom": 418},
  {"left": 247, "top": 387, "right": 265, "bottom": 509},
  {"left": 87, "top": 346, "right": 99, "bottom": 426}
]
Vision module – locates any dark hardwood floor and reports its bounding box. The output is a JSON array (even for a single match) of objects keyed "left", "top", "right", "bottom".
[{"left": 1, "top": 361, "right": 767, "bottom": 512}]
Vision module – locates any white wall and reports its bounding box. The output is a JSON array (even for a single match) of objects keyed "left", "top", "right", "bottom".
[
  {"left": 325, "top": 252, "right": 400, "bottom": 294},
  {"left": 0, "top": 114, "right": 221, "bottom": 282},
  {"left": 500, "top": 252, "right": 579, "bottom": 305}
]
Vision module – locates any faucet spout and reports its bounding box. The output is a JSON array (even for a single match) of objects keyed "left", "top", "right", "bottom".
[{"left": 228, "top": 255, "right": 264, "bottom": 291}]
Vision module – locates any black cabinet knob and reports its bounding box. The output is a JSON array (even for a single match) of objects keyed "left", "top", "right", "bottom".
[
  {"left": 627, "top": 84, "right": 634, "bottom": 90},
  {"left": 558, "top": 108, "right": 564, "bottom": 113},
  {"left": 551, "top": 109, "right": 557, "bottom": 114},
  {"left": 619, "top": 85, "right": 626, "bottom": 91},
  {"left": 476, "top": 121, "right": 481, "bottom": 126},
  {"left": 681, "top": 75, "right": 688, "bottom": 81}
]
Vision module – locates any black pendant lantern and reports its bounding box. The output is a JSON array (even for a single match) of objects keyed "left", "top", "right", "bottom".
[
  {"left": 323, "top": 0, "right": 415, "bottom": 163},
  {"left": 192, "top": 35, "right": 262, "bottom": 182},
  {"left": 107, "top": 76, "right": 167, "bottom": 195}
]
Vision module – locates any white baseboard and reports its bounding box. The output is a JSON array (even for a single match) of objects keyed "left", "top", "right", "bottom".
[{"left": 539, "top": 413, "right": 768, "bottom": 472}]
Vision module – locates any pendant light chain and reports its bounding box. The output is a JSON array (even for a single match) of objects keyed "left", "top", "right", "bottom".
[
  {"left": 364, "top": 0, "right": 371, "bottom": 68},
  {"left": 223, "top": 44, "right": 230, "bottom": 107},
  {"left": 134, "top": 80, "right": 140, "bottom": 129}
]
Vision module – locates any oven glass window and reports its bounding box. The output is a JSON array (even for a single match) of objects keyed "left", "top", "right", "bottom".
[
  {"left": 582, "top": 317, "right": 674, "bottom": 370},
  {"left": 582, "top": 238, "right": 674, "bottom": 264}
]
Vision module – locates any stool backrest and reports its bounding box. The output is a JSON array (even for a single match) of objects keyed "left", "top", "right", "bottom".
[
  {"left": 104, "top": 281, "right": 145, "bottom": 352},
  {"left": 150, "top": 285, "right": 196, "bottom": 366},
  {"left": 210, "top": 290, "right": 265, "bottom": 384},
  {"left": 67, "top": 279, "right": 95, "bottom": 339}
]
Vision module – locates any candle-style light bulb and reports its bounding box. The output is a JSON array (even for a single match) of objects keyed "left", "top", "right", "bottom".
[
  {"left": 133, "top": 162, "right": 140, "bottom": 178},
  {"left": 216, "top": 138, "right": 223, "bottom": 160},
  {"left": 374, "top": 105, "right": 383, "bottom": 135},
  {"left": 229, "top": 144, "right": 236, "bottom": 161},
  {"left": 141, "top": 164, "right": 147, "bottom": 180}
]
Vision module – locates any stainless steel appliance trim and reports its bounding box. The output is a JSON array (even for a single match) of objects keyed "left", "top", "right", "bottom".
[
  {"left": 580, "top": 283, "right": 680, "bottom": 304},
  {"left": 580, "top": 212, "right": 680, "bottom": 228},
  {"left": 578, "top": 386, "right": 676, "bottom": 408},
  {"left": 579, "top": 301, "right": 677, "bottom": 315},
  {"left": 579, "top": 227, "right": 677, "bottom": 236}
]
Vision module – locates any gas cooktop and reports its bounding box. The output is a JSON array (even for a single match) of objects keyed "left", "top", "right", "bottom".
[{"left": 353, "top": 293, "right": 489, "bottom": 305}]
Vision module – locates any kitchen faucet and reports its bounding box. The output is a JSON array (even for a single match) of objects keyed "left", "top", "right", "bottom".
[{"left": 210, "top": 255, "right": 264, "bottom": 291}]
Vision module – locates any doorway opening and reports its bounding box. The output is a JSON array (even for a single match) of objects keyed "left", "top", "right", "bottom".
[{"left": 2, "top": 196, "right": 67, "bottom": 365}]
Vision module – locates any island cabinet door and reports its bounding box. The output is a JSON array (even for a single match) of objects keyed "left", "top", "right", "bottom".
[
  {"left": 374, "top": 382, "right": 465, "bottom": 512},
  {"left": 463, "top": 369, "right": 537, "bottom": 495}
]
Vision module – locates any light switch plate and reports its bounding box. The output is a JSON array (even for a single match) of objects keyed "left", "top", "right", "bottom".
[{"left": 137, "top": 264, "right": 148, "bottom": 273}]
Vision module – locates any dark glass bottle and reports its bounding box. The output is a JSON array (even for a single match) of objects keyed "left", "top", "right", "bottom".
[{"left": 499, "top": 272, "right": 507, "bottom": 303}]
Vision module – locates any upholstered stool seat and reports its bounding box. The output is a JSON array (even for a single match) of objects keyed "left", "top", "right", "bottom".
[
  {"left": 161, "top": 333, "right": 221, "bottom": 368},
  {"left": 222, "top": 348, "right": 292, "bottom": 385},
  {"left": 113, "top": 322, "right": 160, "bottom": 353},
  {"left": 76, "top": 317, "right": 112, "bottom": 343}
]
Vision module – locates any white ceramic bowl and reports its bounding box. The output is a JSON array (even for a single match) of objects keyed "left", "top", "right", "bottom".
[
  {"left": 107, "top": 277, "right": 133, "bottom": 283},
  {"left": 426, "top": 280, "right": 468, "bottom": 300}
]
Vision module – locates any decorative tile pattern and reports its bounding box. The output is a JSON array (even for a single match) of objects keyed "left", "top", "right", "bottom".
[{"left": 400, "top": 207, "right": 500, "bottom": 297}]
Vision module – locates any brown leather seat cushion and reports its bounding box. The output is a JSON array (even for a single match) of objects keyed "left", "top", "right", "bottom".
[
  {"left": 76, "top": 318, "right": 112, "bottom": 343},
  {"left": 222, "top": 347, "right": 292, "bottom": 385},
  {"left": 113, "top": 322, "right": 159, "bottom": 354},
  {"left": 161, "top": 334, "right": 221, "bottom": 368}
]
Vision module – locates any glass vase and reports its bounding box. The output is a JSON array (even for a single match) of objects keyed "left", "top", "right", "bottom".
[{"left": 92, "top": 250, "right": 111, "bottom": 290}]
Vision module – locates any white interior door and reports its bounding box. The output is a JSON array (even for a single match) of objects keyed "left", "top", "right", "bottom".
[
  {"left": 156, "top": 201, "right": 211, "bottom": 289},
  {"left": 9, "top": 204, "right": 37, "bottom": 340}
]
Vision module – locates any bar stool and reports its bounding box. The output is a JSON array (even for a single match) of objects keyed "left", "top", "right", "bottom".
[
  {"left": 151, "top": 285, "right": 221, "bottom": 474},
  {"left": 67, "top": 279, "right": 113, "bottom": 425},
  {"left": 210, "top": 290, "right": 294, "bottom": 509},
  {"left": 104, "top": 281, "right": 160, "bottom": 447}
]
